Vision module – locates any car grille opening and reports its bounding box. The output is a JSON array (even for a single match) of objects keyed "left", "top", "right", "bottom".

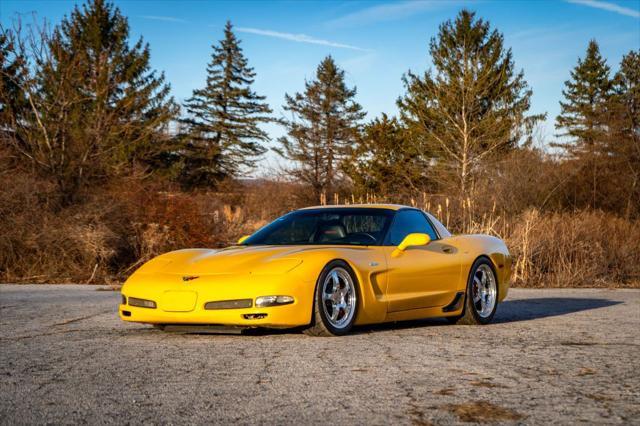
[
  {"left": 243, "top": 313, "right": 267, "bottom": 320},
  {"left": 204, "top": 299, "right": 253, "bottom": 310},
  {"left": 121, "top": 310, "right": 131, "bottom": 317}
]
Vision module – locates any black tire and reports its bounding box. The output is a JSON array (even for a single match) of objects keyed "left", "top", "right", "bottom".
[
  {"left": 448, "top": 257, "right": 499, "bottom": 325},
  {"left": 304, "top": 260, "right": 359, "bottom": 337}
]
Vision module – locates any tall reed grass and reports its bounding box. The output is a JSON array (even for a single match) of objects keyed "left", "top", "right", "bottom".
[
  {"left": 1, "top": 179, "right": 638, "bottom": 287},
  {"left": 318, "top": 191, "right": 640, "bottom": 287}
]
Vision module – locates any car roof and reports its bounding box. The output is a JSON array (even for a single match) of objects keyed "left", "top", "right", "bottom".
[{"left": 298, "top": 204, "right": 411, "bottom": 211}]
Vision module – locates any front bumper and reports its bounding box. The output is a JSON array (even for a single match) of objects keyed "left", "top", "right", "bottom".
[{"left": 119, "top": 272, "right": 314, "bottom": 328}]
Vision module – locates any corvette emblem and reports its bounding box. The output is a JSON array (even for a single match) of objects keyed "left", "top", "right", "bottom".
[{"left": 182, "top": 275, "right": 200, "bottom": 282}]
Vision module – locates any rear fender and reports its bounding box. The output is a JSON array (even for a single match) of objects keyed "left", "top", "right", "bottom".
[{"left": 445, "top": 235, "right": 511, "bottom": 302}]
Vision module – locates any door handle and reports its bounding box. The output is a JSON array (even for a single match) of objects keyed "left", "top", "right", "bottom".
[{"left": 442, "top": 247, "right": 454, "bottom": 254}]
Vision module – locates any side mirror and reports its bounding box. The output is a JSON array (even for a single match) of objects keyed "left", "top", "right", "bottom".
[
  {"left": 392, "top": 233, "right": 431, "bottom": 257},
  {"left": 237, "top": 235, "right": 250, "bottom": 244}
]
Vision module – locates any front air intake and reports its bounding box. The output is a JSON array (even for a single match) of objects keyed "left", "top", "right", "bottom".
[
  {"left": 204, "top": 299, "right": 253, "bottom": 310},
  {"left": 243, "top": 313, "right": 267, "bottom": 320}
]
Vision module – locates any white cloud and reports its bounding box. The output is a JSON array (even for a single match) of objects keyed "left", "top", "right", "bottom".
[
  {"left": 140, "top": 15, "right": 188, "bottom": 23},
  {"left": 565, "top": 0, "right": 640, "bottom": 18},
  {"left": 326, "top": 0, "right": 455, "bottom": 28},
  {"left": 236, "top": 27, "right": 372, "bottom": 52}
]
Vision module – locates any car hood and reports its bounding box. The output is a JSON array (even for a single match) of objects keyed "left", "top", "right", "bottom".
[{"left": 138, "top": 245, "right": 321, "bottom": 276}]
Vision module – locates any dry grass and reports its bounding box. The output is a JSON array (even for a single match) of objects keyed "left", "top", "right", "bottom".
[
  {"left": 1, "top": 168, "right": 638, "bottom": 286},
  {"left": 443, "top": 401, "right": 524, "bottom": 423},
  {"left": 507, "top": 209, "right": 640, "bottom": 287},
  {"left": 0, "top": 174, "right": 303, "bottom": 283},
  {"left": 320, "top": 192, "right": 640, "bottom": 288},
  {"left": 469, "top": 380, "right": 508, "bottom": 388}
]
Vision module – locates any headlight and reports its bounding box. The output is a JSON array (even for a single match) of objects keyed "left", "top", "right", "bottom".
[
  {"left": 255, "top": 295, "right": 294, "bottom": 307},
  {"left": 128, "top": 297, "right": 157, "bottom": 309},
  {"left": 121, "top": 294, "right": 127, "bottom": 305}
]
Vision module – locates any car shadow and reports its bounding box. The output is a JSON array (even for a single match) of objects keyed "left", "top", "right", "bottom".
[
  {"left": 492, "top": 297, "right": 621, "bottom": 324},
  {"left": 350, "top": 297, "right": 621, "bottom": 334}
]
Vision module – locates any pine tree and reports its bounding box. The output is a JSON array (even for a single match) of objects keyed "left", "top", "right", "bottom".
[
  {"left": 0, "top": 31, "right": 29, "bottom": 131},
  {"left": 344, "top": 114, "right": 429, "bottom": 197},
  {"left": 180, "top": 21, "right": 271, "bottom": 188},
  {"left": 605, "top": 50, "right": 640, "bottom": 216},
  {"left": 398, "top": 10, "right": 542, "bottom": 198},
  {"left": 4, "top": 0, "right": 177, "bottom": 202},
  {"left": 48, "top": 0, "right": 176, "bottom": 165},
  {"left": 555, "top": 40, "right": 612, "bottom": 153},
  {"left": 275, "top": 56, "right": 365, "bottom": 200},
  {"left": 610, "top": 50, "right": 639, "bottom": 138},
  {"left": 555, "top": 40, "right": 613, "bottom": 209}
]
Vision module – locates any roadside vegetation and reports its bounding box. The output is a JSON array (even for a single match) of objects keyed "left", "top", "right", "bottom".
[{"left": 1, "top": 1, "right": 638, "bottom": 286}]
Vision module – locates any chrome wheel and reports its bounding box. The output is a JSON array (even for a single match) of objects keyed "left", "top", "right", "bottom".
[
  {"left": 472, "top": 264, "right": 497, "bottom": 318},
  {"left": 321, "top": 267, "right": 356, "bottom": 329}
]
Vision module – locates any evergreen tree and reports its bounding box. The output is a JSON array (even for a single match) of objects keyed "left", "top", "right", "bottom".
[
  {"left": 4, "top": 0, "right": 176, "bottom": 201},
  {"left": 554, "top": 40, "right": 613, "bottom": 209},
  {"left": 275, "top": 56, "right": 365, "bottom": 200},
  {"left": 605, "top": 51, "right": 640, "bottom": 216},
  {"left": 555, "top": 40, "right": 612, "bottom": 153},
  {"left": 0, "top": 31, "right": 29, "bottom": 131},
  {"left": 180, "top": 21, "right": 271, "bottom": 188},
  {"left": 611, "top": 50, "right": 639, "bottom": 137},
  {"left": 398, "top": 10, "right": 542, "bottom": 198},
  {"left": 47, "top": 0, "right": 176, "bottom": 165},
  {"left": 345, "top": 114, "right": 429, "bottom": 197}
]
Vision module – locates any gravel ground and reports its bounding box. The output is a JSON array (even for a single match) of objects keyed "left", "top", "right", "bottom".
[{"left": 0, "top": 285, "right": 638, "bottom": 425}]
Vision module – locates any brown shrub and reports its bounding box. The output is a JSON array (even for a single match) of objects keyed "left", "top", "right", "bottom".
[
  {"left": 507, "top": 209, "right": 640, "bottom": 287},
  {"left": 0, "top": 171, "right": 313, "bottom": 283},
  {"left": 1, "top": 166, "right": 638, "bottom": 287}
]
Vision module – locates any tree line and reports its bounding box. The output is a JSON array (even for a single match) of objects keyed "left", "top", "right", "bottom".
[{"left": 1, "top": 0, "right": 638, "bottom": 215}]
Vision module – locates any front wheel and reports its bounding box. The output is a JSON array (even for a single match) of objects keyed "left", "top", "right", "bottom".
[
  {"left": 448, "top": 257, "right": 499, "bottom": 325},
  {"left": 304, "top": 260, "right": 359, "bottom": 336}
]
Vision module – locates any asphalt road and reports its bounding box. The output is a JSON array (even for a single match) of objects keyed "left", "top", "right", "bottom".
[{"left": 0, "top": 285, "right": 638, "bottom": 425}]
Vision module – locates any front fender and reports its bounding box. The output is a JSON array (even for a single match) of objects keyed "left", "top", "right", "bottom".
[{"left": 289, "top": 247, "right": 388, "bottom": 325}]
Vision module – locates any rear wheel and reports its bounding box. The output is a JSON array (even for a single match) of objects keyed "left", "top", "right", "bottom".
[
  {"left": 304, "top": 260, "right": 358, "bottom": 337},
  {"left": 448, "top": 257, "right": 498, "bottom": 325}
]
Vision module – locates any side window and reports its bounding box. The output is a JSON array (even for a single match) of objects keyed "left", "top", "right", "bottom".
[
  {"left": 388, "top": 210, "right": 438, "bottom": 245},
  {"left": 426, "top": 213, "right": 451, "bottom": 238}
]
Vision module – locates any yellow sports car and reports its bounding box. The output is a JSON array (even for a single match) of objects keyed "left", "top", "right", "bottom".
[{"left": 120, "top": 204, "right": 511, "bottom": 336}]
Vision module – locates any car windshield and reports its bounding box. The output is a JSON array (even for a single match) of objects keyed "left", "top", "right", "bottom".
[{"left": 242, "top": 208, "right": 394, "bottom": 246}]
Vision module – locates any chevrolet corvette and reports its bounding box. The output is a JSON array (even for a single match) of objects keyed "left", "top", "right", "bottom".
[{"left": 119, "top": 204, "right": 511, "bottom": 336}]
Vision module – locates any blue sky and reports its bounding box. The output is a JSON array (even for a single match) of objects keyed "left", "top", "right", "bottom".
[{"left": 2, "top": 0, "right": 639, "bottom": 174}]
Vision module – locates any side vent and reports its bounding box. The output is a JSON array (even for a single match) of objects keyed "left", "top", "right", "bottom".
[{"left": 442, "top": 292, "right": 465, "bottom": 313}]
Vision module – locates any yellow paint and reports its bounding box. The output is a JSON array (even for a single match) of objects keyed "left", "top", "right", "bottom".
[
  {"left": 120, "top": 205, "right": 511, "bottom": 329},
  {"left": 160, "top": 291, "right": 197, "bottom": 312},
  {"left": 299, "top": 203, "right": 405, "bottom": 211},
  {"left": 391, "top": 232, "right": 431, "bottom": 257},
  {"left": 384, "top": 240, "right": 462, "bottom": 312}
]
